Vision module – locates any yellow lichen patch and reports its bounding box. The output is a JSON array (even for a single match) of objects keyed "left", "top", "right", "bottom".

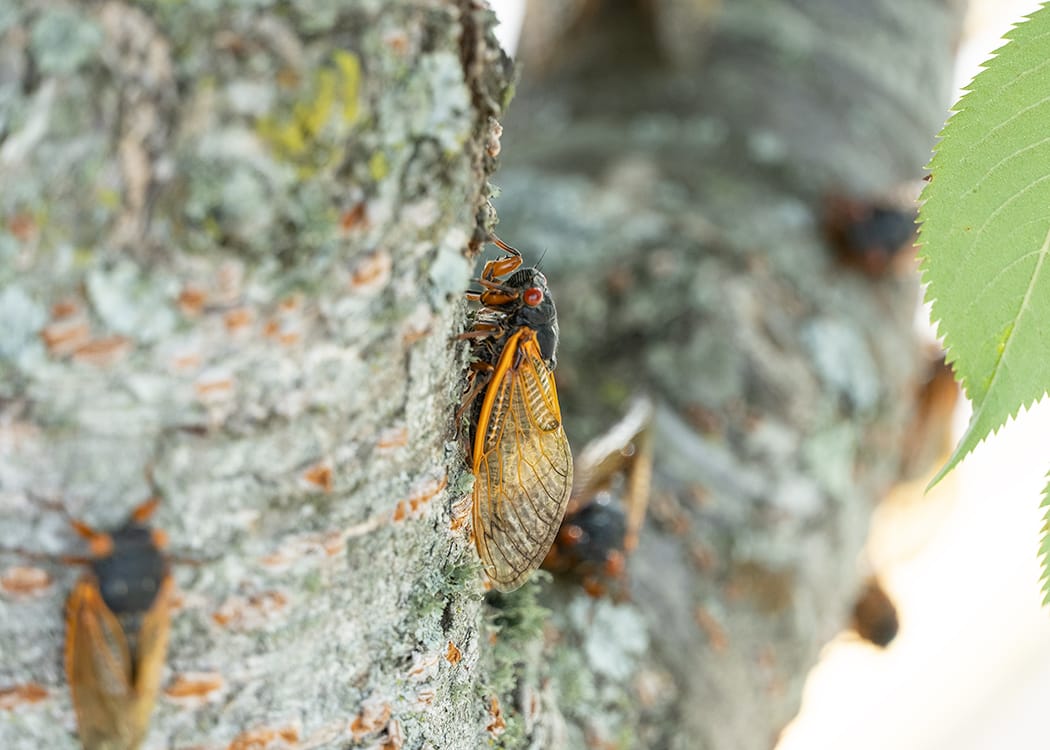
[
  {"left": 333, "top": 50, "right": 361, "bottom": 124},
  {"left": 257, "top": 50, "right": 363, "bottom": 177},
  {"left": 368, "top": 151, "right": 389, "bottom": 181}
]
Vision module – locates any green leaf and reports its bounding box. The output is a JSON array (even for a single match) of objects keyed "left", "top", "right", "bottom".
[
  {"left": 1040, "top": 473, "right": 1050, "bottom": 605},
  {"left": 919, "top": 4, "right": 1050, "bottom": 487}
]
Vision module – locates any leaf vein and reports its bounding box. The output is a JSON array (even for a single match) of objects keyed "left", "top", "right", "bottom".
[{"left": 971, "top": 222, "right": 1050, "bottom": 409}]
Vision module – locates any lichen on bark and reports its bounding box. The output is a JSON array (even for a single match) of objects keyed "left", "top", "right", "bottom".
[{"left": 1, "top": 1, "right": 515, "bottom": 748}]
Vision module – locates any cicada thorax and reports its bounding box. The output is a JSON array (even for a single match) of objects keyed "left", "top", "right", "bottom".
[
  {"left": 89, "top": 520, "right": 170, "bottom": 660},
  {"left": 465, "top": 261, "right": 561, "bottom": 440},
  {"left": 500, "top": 267, "right": 560, "bottom": 367},
  {"left": 462, "top": 239, "right": 574, "bottom": 592}
]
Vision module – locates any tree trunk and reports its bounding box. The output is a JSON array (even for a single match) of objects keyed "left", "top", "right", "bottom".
[
  {"left": 1, "top": 2, "right": 513, "bottom": 748},
  {"left": 490, "top": 1, "right": 965, "bottom": 748},
  {"left": 0, "top": 0, "right": 966, "bottom": 749}
]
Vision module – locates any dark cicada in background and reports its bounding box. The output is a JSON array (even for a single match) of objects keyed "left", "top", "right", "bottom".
[{"left": 543, "top": 397, "right": 653, "bottom": 599}]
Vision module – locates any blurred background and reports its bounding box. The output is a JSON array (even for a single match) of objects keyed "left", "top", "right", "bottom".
[
  {"left": 779, "top": 3, "right": 1050, "bottom": 748},
  {"left": 489, "top": 0, "right": 1050, "bottom": 748},
  {"left": 3, "top": 1, "right": 1042, "bottom": 748}
]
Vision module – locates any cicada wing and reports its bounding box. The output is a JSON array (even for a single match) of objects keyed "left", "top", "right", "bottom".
[
  {"left": 473, "top": 333, "right": 573, "bottom": 591},
  {"left": 66, "top": 575, "right": 171, "bottom": 750},
  {"left": 570, "top": 396, "right": 654, "bottom": 551},
  {"left": 66, "top": 578, "right": 136, "bottom": 750},
  {"left": 126, "top": 574, "right": 172, "bottom": 743}
]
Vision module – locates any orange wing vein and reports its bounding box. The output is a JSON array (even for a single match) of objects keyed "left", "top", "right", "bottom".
[
  {"left": 66, "top": 575, "right": 172, "bottom": 750},
  {"left": 473, "top": 329, "right": 573, "bottom": 591}
]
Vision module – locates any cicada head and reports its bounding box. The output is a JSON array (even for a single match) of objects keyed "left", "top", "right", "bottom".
[
  {"left": 91, "top": 519, "right": 168, "bottom": 619},
  {"left": 504, "top": 267, "right": 560, "bottom": 368}
]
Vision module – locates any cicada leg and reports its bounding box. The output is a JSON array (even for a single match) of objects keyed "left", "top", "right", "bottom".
[
  {"left": 490, "top": 236, "right": 521, "bottom": 258},
  {"left": 478, "top": 290, "right": 519, "bottom": 307},
  {"left": 13, "top": 492, "right": 111, "bottom": 561},
  {"left": 467, "top": 277, "right": 518, "bottom": 306},
  {"left": 456, "top": 321, "right": 505, "bottom": 342},
  {"left": 129, "top": 496, "right": 171, "bottom": 551},
  {"left": 467, "top": 277, "right": 517, "bottom": 302},
  {"left": 479, "top": 255, "right": 522, "bottom": 281},
  {"left": 455, "top": 360, "right": 496, "bottom": 427},
  {"left": 478, "top": 236, "right": 523, "bottom": 282},
  {"left": 129, "top": 496, "right": 160, "bottom": 524},
  {"left": 68, "top": 518, "right": 114, "bottom": 559}
]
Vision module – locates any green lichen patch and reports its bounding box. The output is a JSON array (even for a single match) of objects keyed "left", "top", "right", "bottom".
[
  {"left": 0, "top": 5, "right": 20, "bottom": 34},
  {"left": 257, "top": 50, "right": 363, "bottom": 178},
  {"left": 0, "top": 284, "right": 47, "bottom": 363},
  {"left": 86, "top": 261, "right": 179, "bottom": 343},
  {"left": 29, "top": 8, "right": 103, "bottom": 75},
  {"left": 179, "top": 128, "right": 299, "bottom": 259},
  {"left": 405, "top": 555, "right": 481, "bottom": 648},
  {"left": 475, "top": 577, "right": 552, "bottom": 746},
  {"left": 408, "top": 52, "right": 473, "bottom": 154}
]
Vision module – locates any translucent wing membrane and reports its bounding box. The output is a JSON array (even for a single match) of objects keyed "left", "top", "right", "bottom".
[
  {"left": 66, "top": 575, "right": 172, "bottom": 750},
  {"left": 67, "top": 580, "right": 135, "bottom": 750},
  {"left": 473, "top": 330, "right": 573, "bottom": 590}
]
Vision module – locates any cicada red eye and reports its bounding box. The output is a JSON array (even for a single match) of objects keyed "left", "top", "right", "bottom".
[{"left": 522, "top": 287, "right": 544, "bottom": 307}]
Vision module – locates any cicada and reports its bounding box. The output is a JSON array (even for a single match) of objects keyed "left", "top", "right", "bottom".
[
  {"left": 542, "top": 397, "right": 653, "bottom": 598},
  {"left": 65, "top": 497, "right": 173, "bottom": 750},
  {"left": 849, "top": 577, "right": 899, "bottom": 648},
  {"left": 822, "top": 192, "right": 918, "bottom": 277},
  {"left": 460, "top": 237, "right": 573, "bottom": 591}
]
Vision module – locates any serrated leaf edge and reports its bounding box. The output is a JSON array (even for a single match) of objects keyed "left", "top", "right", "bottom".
[
  {"left": 1039, "top": 469, "right": 1050, "bottom": 606},
  {"left": 919, "top": 4, "right": 1050, "bottom": 488},
  {"left": 926, "top": 225, "right": 1050, "bottom": 489}
]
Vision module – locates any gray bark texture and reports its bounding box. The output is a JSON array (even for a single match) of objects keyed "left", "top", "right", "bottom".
[
  {"left": 0, "top": 1, "right": 512, "bottom": 749},
  {"left": 0, "top": 1, "right": 964, "bottom": 750}
]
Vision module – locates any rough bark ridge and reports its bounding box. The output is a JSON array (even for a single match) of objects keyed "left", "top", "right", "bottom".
[
  {"left": 490, "top": 1, "right": 965, "bottom": 748},
  {"left": 0, "top": 2, "right": 513, "bottom": 748}
]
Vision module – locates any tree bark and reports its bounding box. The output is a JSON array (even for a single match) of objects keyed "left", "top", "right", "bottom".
[
  {"left": 0, "top": 1, "right": 966, "bottom": 749},
  {"left": 490, "top": 1, "right": 965, "bottom": 748},
  {"left": 1, "top": 2, "right": 513, "bottom": 748}
]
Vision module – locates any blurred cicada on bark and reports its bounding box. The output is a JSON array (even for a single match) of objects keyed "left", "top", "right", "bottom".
[
  {"left": 543, "top": 397, "right": 653, "bottom": 598},
  {"left": 64, "top": 498, "right": 172, "bottom": 750}
]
